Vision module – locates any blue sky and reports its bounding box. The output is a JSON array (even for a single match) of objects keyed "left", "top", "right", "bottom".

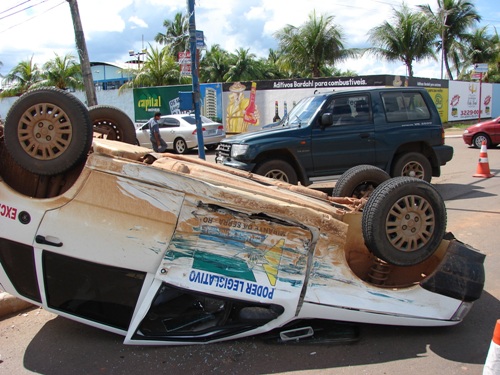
[{"left": 0, "top": 0, "right": 499, "bottom": 82}]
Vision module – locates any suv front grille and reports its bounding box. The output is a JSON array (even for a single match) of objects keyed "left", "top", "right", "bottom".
[{"left": 218, "top": 142, "right": 232, "bottom": 157}]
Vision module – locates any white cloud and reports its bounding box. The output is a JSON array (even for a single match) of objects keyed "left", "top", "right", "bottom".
[
  {"left": 129, "top": 16, "right": 148, "bottom": 29},
  {"left": 0, "top": 0, "right": 497, "bottom": 80}
]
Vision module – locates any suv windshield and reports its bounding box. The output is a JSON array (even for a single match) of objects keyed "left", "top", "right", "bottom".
[{"left": 281, "top": 95, "right": 326, "bottom": 127}]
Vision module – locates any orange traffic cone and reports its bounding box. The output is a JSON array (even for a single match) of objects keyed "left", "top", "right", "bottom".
[
  {"left": 474, "top": 141, "right": 494, "bottom": 178},
  {"left": 484, "top": 320, "right": 500, "bottom": 375}
]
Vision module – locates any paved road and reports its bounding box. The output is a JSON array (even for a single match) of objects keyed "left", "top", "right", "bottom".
[{"left": 1, "top": 135, "right": 499, "bottom": 375}]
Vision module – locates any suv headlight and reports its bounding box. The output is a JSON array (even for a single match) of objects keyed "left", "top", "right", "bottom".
[{"left": 231, "top": 144, "right": 249, "bottom": 158}]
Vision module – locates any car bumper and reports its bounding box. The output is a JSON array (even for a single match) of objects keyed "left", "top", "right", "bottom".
[
  {"left": 434, "top": 144, "right": 454, "bottom": 165},
  {"left": 215, "top": 156, "right": 255, "bottom": 172},
  {"left": 462, "top": 134, "right": 473, "bottom": 145}
]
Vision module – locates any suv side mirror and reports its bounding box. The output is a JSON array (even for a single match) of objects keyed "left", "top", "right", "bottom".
[{"left": 320, "top": 113, "right": 334, "bottom": 127}]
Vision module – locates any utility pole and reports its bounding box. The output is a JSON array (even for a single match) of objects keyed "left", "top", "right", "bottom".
[
  {"left": 187, "top": 0, "right": 205, "bottom": 160},
  {"left": 67, "top": 0, "right": 97, "bottom": 107}
]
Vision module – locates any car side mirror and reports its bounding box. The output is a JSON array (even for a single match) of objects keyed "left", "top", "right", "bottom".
[{"left": 320, "top": 113, "right": 334, "bottom": 127}]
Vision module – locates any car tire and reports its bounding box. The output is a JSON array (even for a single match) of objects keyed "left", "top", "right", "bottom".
[
  {"left": 4, "top": 87, "right": 93, "bottom": 176},
  {"left": 392, "top": 152, "right": 432, "bottom": 182},
  {"left": 89, "top": 105, "right": 136, "bottom": 144},
  {"left": 206, "top": 144, "right": 218, "bottom": 151},
  {"left": 472, "top": 133, "right": 491, "bottom": 149},
  {"left": 332, "top": 165, "right": 390, "bottom": 198},
  {"left": 174, "top": 137, "right": 188, "bottom": 154},
  {"left": 254, "top": 160, "right": 298, "bottom": 184},
  {"left": 362, "top": 177, "right": 446, "bottom": 266}
]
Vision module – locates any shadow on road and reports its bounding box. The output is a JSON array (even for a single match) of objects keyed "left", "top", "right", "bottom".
[{"left": 22, "top": 292, "right": 499, "bottom": 375}]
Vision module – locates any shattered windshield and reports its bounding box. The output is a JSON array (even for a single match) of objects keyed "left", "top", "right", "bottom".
[{"left": 280, "top": 95, "right": 326, "bottom": 127}]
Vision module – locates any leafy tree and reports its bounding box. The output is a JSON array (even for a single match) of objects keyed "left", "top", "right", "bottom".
[
  {"left": 155, "top": 12, "right": 190, "bottom": 58},
  {"left": 40, "top": 53, "right": 83, "bottom": 90},
  {"left": 199, "top": 44, "right": 231, "bottom": 82},
  {"left": 419, "top": 0, "right": 481, "bottom": 80},
  {"left": 0, "top": 56, "right": 42, "bottom": 97},
  {"left": 367, "top": 3, "right": 436, "bottom": 77},
  {"left": 223, "top": 48, "right": 263, "bottom": 82},
  {"left": 274, "top": 10, "right": 357, "bottom": 78},
  {"left": 120, "top": 44, "right": 188, "bottom": 91}
]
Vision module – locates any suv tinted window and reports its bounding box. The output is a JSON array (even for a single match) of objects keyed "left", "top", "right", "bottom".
[
  {"left": 382, "top": 91, "right": 430, "bottom": 122},
  {"left": 327, "top": 94, "right": 371, "bottom": 126}
]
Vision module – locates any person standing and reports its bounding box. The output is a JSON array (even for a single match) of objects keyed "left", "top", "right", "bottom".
[{"left": 147, "top": 112, "right": 167, "bottom": 152}]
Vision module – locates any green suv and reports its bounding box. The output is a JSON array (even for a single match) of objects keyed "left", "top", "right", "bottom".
[{"left": 216, "top": 87, "right": 453, "bottom": 184}]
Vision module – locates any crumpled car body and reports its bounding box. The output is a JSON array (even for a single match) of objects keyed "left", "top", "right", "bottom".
[{"left": 0, "top": 136, "right": 485, "bottom": 345}]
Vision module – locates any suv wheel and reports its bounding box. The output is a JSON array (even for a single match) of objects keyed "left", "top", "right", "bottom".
[
  {"left": 392, "top": 152, "right": 432, "bottom": 182},
  {"left": 362, "top": 177, "right": 446, "bottom": 266},
  {"left": 255, "top": 160, "right": 298, "bottom": 184},
  {"left": 89, "top": 105, "right": 136, "bottom": 144},
  {"left": 4, "top": 87, "right": 92, "bottom": 176},
  {"left": 332, "top": 165, "right": 390, "bottom": 198}
]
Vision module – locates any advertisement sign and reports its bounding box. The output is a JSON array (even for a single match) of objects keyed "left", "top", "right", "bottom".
[
  {"left": 448, "top": 81, "right": 493, "bottom": 122},
  {"left": 133, "top": 85, "right": 191, "bottom": 121},
  {"left": 178, "top": 51, "right": 191, "bottom": 76}
]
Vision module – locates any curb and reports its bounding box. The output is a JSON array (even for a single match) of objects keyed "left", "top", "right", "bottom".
[{"left": 0, "top": 292, "right": 34, "bottom": 319}]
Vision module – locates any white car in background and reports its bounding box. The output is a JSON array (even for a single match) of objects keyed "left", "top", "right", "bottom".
[{"left": 136, "top": 114, "right": 225, "bottom": 154}]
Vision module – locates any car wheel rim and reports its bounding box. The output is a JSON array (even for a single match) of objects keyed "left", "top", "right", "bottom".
[
  {"left": 264, "top": 169, "right": 289, "bottom": 182},
  {"left": 475, "top": 136, "right": 486, "bottom": 147},
  {"left": 93, "top": 120, "right": 121, "bottom": 141},
  {"left": 385, "top": 194, "right": 435, "bottom": 252},
  {"left": 17, "top": 103, "right": 72, "bottom": 161},
  {"left": 401, "top": 162, "right": 424, "bottom": 179},
  {"left": 176, "top": 141, "right": 185, "bottom": 153}
]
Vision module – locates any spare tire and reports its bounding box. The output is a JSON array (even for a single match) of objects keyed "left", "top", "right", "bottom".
[
  {"left": 89, "top": 105, "right": 136, "bottom": 144},
  {"left": 362, "top": 177, "right": 446, "bottom": 266},
  {"left": 332, "top": 165, "right": 390, "bottom": 198},
  {"left": 4, "top": 87, "right": 93, "bottom": 176}
]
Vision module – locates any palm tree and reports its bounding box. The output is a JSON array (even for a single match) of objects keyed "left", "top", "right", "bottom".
[
  {"left": 455, "top": 27, "right": 500, "bottom": 80},
  {"left": 223, "top": 48, "right": 263, "bottom": 82},
  {"left": 155, "top": 12, "right": 190, "bottom": 58},
  {"left": 367, "top": 4, "right": 436, "bottom": 77},
  {"left": 0, "top": 56, "right": 42, "bottom": 97},
  {"left": 120, "top": 44, "right": 188, "bottom": 91},
  {"left": 419, "top": 0, "right": 481, "bottom": 80},
  {"left": 199, "top": 44, "right": 231, "bottom": 83},
  {"left": 41, "top": 53, "right": 83, "bottom": 90},
  {"left": 274, "top": 10, "right": 357, "bottom": 78}
]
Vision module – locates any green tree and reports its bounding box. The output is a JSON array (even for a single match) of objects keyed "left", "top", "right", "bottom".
[
  {"left": 367, "top": 4, "right": 436, "bottom": 77},
  {"left": 199, "top": 44, "right": 231, "bottom": 83},
  {"left": 0, "top": 56, "right": 42, "bottom": 97},
  {"left": 120, "top": 45, "right": 188, "bottom": 91},
  {"left": 274, "top": 10, "right": 357, "bottom": 78},
  {"left": 41, "top": 53, "right": 83, "bottom": 90},
  {"left": 223, "top": 48, "right": 263, "bottom": 82},
  {"left": 155, "top": 12, "right": 190, "bottom": 58},
  {"left": 419, "top": 0, "right": 481, "bottom": 80}
]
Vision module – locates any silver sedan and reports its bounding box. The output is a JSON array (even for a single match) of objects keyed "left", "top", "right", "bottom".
[{"left": 136, "top": 114, "right": 225, "bottom": 153}]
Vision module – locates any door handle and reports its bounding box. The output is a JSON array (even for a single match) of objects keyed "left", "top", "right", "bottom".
[
  {"left": 36, "top": 235, "right": 63, "bottom": 247},
  {"left": 359, "top": 133, "right": 370, "bottom": 138}
]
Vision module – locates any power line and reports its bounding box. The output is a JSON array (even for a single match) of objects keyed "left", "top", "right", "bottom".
[
  {"left": 0, "top": 0, "right": 50, "bottom": 21},
  {"left": 0, "top": 0, "right": 32, "bottom": 16},
  {"left": 0, "top": 0, "right": 65, "bottom": 33}
]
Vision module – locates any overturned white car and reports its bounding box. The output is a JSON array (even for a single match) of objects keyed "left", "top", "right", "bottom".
[{"left": 0, "top": 88, "right": 485, "bottom": 345}]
